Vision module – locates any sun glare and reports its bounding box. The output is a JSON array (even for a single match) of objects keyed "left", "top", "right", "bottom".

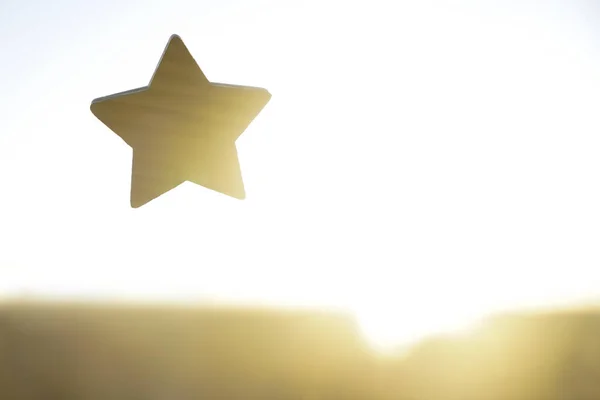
[
  {"left": 3, "top": 0, "right": 600, "bottom": 358},
  {"left": 352, "top": 302, "right": 486, "bottom": 352}
]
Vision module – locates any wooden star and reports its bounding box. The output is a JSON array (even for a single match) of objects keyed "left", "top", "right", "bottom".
[{"left": 90, "top": 34, "right": 271, "bottom": 208}]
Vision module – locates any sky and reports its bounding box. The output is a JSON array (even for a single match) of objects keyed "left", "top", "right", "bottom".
[{"left": 2, "top": 0, "right": 600, "bottom": 347}]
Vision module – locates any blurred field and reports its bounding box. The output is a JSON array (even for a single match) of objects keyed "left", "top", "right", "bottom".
[{"left": 0, "top": 301, "right": 599, "bottom": 399}]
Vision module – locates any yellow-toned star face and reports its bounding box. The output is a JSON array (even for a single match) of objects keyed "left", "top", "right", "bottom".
[{"left": 90, "top": 35, "right": 271, "bottom": 207}]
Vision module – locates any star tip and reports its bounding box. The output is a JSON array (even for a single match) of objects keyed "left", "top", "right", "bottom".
[
  {"left": 168, "top": 33, "right": 183, "bottom": 42},
  {"left": 89, "top": 97, "right": 108, "bottom": 116},
  {"left": 231, "top": 188, "right": 246, "bottom": 200},
  {"left": 260, "top": 88, "right": 272, "bottom": 104},
  {"left": 130, "top": 199, "right": 144, "bottom": 209}
]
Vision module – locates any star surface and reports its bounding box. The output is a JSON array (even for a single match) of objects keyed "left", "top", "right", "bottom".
[{"left": 90, "top": 34, "right": 271, "bottom": 208}]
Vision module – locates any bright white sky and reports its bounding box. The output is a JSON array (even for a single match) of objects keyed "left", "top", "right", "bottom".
[{"left": 2, "top": 0, "right": 600, "bottom": 348}]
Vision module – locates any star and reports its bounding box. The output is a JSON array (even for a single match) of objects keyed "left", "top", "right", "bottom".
[{"left": 90, "top": 34, "right": 271, "bottom": 208}]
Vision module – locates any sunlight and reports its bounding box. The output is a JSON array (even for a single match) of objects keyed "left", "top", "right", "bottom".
[
  {"left": 3, "top": 0, "right": 600, "bottom": 356},
  {"left": 352, "top": 297, "right": 489, "bottom": 351}
]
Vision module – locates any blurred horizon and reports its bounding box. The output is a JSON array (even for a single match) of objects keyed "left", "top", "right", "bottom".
[{"left": 2, "top": 0, "right": 600, "bottom": 348}]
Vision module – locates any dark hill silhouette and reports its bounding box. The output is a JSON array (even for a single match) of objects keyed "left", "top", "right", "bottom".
[{"left": 1, "top": 302, "right": 600, "bottom": 399}]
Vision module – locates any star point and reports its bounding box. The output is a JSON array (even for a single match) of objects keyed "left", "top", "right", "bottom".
[{"left": 90, "top": 34, "right": 271, "bottom": 207}]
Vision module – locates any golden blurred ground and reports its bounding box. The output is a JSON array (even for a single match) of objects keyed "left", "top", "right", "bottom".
[{"left": 0, "top": 301, "right": 599, "bottom": 399}]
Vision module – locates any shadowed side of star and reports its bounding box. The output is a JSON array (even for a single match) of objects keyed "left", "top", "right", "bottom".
[{"left": 90, "top": 34, "right": 271, "bottom": 208}]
